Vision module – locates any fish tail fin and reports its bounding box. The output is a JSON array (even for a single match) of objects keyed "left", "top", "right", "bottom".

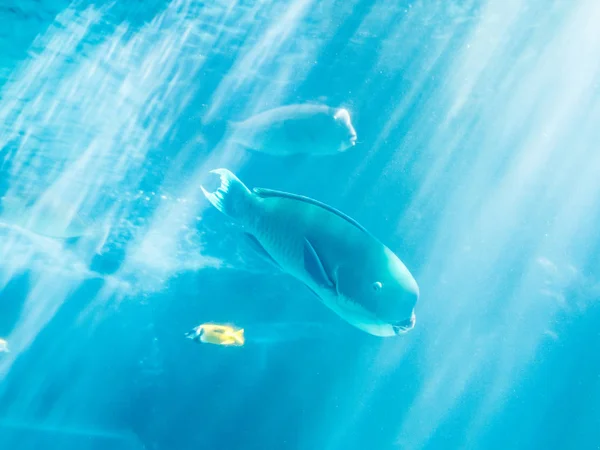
[
  {"left": 184, "top": 329, "right": 196, "bottom": 339},
  {"left": 199, "top": 118, "right": 229, "bottom": 146},
  {"left": 200, "top": 169, "right": 255, "bottom": 220}
]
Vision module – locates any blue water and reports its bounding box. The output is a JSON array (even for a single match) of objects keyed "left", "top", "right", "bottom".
[{"left": 0, "top": 1, "right": 599, "bottom": 449}]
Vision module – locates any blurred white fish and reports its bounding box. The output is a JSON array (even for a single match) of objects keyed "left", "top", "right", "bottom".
[
  {"left": 0, "top": 420, "right": 135, "bottom": 441},
  {"left": 0, "top": 339, "right": 8, "bottom": 353},
  {"left": 536, "top": 256, "right": 600, "bottom": 313},
  {"left": 224, "top": 103, "right": 358, "bottom": 156},
  {"left": 0, "top": 195, "right": 89, "bottom": 239}
]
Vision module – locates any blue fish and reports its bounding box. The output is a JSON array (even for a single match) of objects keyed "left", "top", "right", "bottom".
[{"left": 201, "top": 169, "right": 419, "bottom": 337}]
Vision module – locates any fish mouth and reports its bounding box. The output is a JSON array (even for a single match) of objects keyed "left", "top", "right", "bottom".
[{"left": 391, "top": 312, "right": 416, "bottom": 335}]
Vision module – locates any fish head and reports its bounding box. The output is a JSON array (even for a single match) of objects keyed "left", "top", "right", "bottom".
[
  {"left": 335, "top": 246, "right": 419, "bottom": 336},
  {"left": 332, "top": 108, "right": 357, "bottom": 151}
]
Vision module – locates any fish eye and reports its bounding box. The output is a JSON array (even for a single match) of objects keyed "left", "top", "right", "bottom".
[{"left": 372, "top": 281, "right": 383, "bottom": 292}]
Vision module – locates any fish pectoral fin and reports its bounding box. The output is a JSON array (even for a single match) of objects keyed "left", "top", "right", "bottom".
[
  {"left": 304, "top": 284, "right": 326, "bottom": 304},
  {"left": 244, "top": 233, "right": 282, "bottom": 270},
  {"left": 303, "top": 238, "right": 335, "bottom": 290}
]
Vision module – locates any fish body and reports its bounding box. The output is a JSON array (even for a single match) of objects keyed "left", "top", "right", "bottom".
[
  {"left": 200, "top": 169, "right": 419, "bottom": 337},
  {"left": 226, "top": 103, "right": 357, "bottom": 156},
  {"left": 185, "top": 323, "right": 245, "bottom": 347},
  {"left": 0, "top": 339, "right": 9, "bottom": 353},
  {"left": 0, "top": 195, "right": 89, "bottom": 239}
]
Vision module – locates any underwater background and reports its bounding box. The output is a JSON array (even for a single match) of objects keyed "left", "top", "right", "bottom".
[{"left": 0, "top": 0, "right": 599, "bottom": 449}]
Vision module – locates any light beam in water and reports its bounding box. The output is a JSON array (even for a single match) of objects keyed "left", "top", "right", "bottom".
[
  {"left": 385, "top": 1, "right": 600, "bottom": 448},
  {"left": 0, "top": 0, "right": 238, "bottom": 436}
]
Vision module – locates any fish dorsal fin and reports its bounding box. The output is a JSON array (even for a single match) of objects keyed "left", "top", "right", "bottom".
[{"left": 253, "top": 188, "right": 370, "bottom": 234}]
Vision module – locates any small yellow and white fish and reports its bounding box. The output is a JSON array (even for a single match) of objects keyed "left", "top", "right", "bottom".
[
  {"left": 0, "top": 339, "right": 9, "bottom": 353},
  {"left": 185, "top": 323, "right": 245, "bottom": 347}
]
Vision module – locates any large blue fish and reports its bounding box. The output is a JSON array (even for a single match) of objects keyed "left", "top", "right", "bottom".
[{"left": 201, "top": 169, "right": 419, "bottom": 337}]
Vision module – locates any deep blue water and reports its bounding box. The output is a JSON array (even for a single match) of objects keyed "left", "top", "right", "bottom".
[{"left": 0, "top": 1, "right": 599, "bottom": 449}]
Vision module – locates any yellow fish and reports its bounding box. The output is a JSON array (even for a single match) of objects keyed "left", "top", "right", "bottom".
[
  {"left": 185, "top": 323, "right": 244, "bottom": 347},
  {"left": 0, "top": 339, "right": 9, "bottom": 353}
]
